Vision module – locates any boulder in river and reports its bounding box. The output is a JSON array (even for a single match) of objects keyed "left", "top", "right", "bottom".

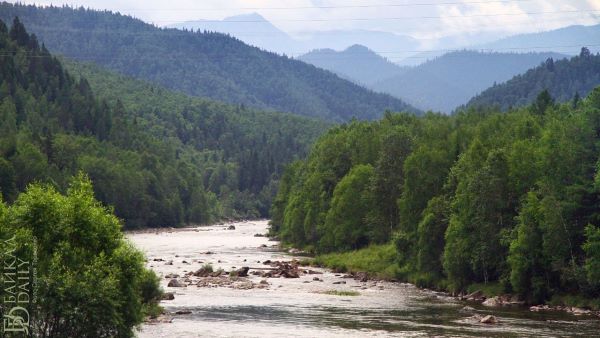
[
  {"left": 193, "top": 267, "right": 212, "bottom": 277},
  {"left": 482, "top": 296, "right": 501, "bottom": 307},
  {"left": 231, "top": 267, "right": 249, "bottom": 277},
  {"left": 162, "top": 292, "right": 175, "bottom": 300},
  {"left": 167, "top": 279, "right": 185, "bottom": 287},
  {"left": 463, "top": 290, "right": 485, "bottom": 302},
  {"left": 227, "top": 225, "right": 236, "bottom": 230},
  {"left": 480, "top": 315, "right": 497, "bottom": 324}
]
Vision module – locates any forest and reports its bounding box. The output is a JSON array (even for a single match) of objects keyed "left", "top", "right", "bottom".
[
  {"left": 271, "top": 87, "right": 600, "bottom": 305},
  {"left": 0, "top": 17, "right": 326, "bottom": 228},
  {"left": 0, "top": 2, "right": 418, "bottom": 121},
  {"left": 466, "top": 48, "right": 600, "bottom": 111}
]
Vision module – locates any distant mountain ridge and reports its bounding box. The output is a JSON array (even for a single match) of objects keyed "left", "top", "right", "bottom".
[
  {"left": 371, "top": 50, "right": 567, "bottom": 113},
  {"left": 0, "top": 3, "right": 419, "bottom": 121},
  {"left": 464, "top": 48, "right": 600, "bottom": 111},
  {"left": 299, "top": 45, "right": 408, "bottom": 86},
  {"left": 169, "top": 12, "right": 420, "bottom": 59}
]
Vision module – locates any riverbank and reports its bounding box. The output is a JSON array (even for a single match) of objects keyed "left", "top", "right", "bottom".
[
  {"left": 129, "top": 220, "right": 600, "bottom": 337},
  {"left": 309, "top": 242, "right": 600, "bottom": 319}
]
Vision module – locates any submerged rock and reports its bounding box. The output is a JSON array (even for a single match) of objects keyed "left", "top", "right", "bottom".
[{"left": 480, "top": 315, "right": 497, "bottom": 324}]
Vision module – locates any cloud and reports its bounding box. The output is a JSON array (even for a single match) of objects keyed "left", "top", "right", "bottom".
[{"left": 11, "top": 0, "right": 600, "bottom": 40}]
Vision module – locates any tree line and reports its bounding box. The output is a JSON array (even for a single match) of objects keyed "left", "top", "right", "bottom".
[{"left": 272, "top": 88, "right": 600, "bottom": 304}]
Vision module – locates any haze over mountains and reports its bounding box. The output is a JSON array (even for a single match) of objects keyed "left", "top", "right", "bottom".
[
  {"left": 168, "top": 13, "right": 420, "bottom": 59},
  {"left": 299, "top": 45, "right": 409, "bottom": 86},
  {"left": 167, "top": 12, "right": 600, "bottom": 113},
  {"left": 0, "top": 3, "right": 418, "bottom": 121},
  {"left": 300, "top": 47, "right": 566, "bottom": 112},
  {"left": 372, "top": 51, "right": 567, "bottom": 113}
]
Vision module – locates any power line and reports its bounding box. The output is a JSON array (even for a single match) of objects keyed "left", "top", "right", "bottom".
[
  {"left": 123, "top": 0, "right": 535, "bottom": 11},
  {"left": 141, "top": 9, "right": 600, "bottom": 23}
]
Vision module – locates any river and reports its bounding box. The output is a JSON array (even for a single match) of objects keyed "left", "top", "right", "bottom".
[{"left": 128, "top": 220, "right": 599, "bottom": 337}]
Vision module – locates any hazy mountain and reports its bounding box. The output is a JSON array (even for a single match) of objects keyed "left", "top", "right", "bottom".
[
  {"left": 167, "top": 13, "right": 420, "bottom": 59},
  {"left": 298, "top": 45, "right": 408, "bottom": 86},
  {"left": 372, "top": 50, "right": 566, "bottom": 113},
  {"left": 475, "top": 24, "right": 600, "bottom": 55},
  {"left": 294, "top": 29, "right": 419, "bottom": 58},
  {"left": 465, "top": 48, "right": 600, "bottom": 111},
  {"left": 0, "top": 3, "right": 419, "bottom": 121},
  {"left": 167, "top": 13, "right": 299, "bottom": 55}
]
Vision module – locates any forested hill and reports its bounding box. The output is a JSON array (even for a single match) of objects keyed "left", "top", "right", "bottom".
[
  {"left": 465, "top": 48, "right": 600, "bottom": 111},
  {"left": 0, "top": 18, "right": 326, "bottom": 228},
  {"left": 371, "top": 50, "right": 566, "bottom": 113},
  {"left": 299, "top": 45, "right": 408, "bottom": 86},
  {"left": 272, "top": 88, "right": 600, "bottom": 306},
  {"left": 0, "top": 2, "right": 419, "bottom": 121}
]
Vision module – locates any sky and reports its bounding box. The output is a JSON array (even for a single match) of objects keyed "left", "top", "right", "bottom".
[{"left": 12, "top": 0, "right": 600, "bottom": 39}]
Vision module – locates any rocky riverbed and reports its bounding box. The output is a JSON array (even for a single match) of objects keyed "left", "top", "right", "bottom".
[{"left": 129, "top": 220, "right": 600, "bottom": 337}]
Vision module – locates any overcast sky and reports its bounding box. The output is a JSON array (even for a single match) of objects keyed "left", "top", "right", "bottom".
[{"left": 13, "top": 0, "right": 600, "bottom": 39}]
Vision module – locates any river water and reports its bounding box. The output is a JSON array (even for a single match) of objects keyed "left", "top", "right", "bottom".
[{"left": 128, "top": 220, "right": 599, "bottom": 337}]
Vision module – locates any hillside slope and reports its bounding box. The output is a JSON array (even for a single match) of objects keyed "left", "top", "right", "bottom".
[
  {"left": 465, "top": 48, "right": 600, "bottom": 111},
  {"left": 0, "top": 2, "right": 418, "bottom": 121},
  {"left": 0, "top": 17, "right": 327, "bottom": 227}
]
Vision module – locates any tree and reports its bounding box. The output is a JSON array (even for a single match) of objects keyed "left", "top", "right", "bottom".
[
  {"left": 0, "top": 174, "right": 161, "bottom": 337},
  {"left": 321, "top": 164, "right": 375, "bottom": 252},
  {"left": 584, "top": 224, "right": 600, "bottom": 286}
]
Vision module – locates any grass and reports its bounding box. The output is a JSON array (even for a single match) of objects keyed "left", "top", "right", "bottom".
[
  {"left": 322, "top": 290, "right": 360, "bottom": 296},
  {"left": 466, "top": 282, "right": 505, "bottom": 297},
  {"left": 313, "top": 243, "right": 399, "bottom": 280},
  {"left": 202, "top": 263, "right": 213, "bottom": 272},
  {"left": 549, "top": 293, "right": 600, "bottom": 310}
]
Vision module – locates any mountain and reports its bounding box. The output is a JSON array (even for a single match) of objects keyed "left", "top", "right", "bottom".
[
  {"left": 168, "top": 13, "right": 298, "bottom": 55},
  {"left": 298, "top": 45, "right": 408, "bottom": 86},
  {"left": 465, "top": 48, "right": 600, "bottom": 111},
  {"left": 294, "top": 29, "right": 419, "bottom": 58},
  {"left": 0, "top": 17, "right": 327, "bottom": 227},
  {"left": 371, "top": 50, "right": 566, "bottom": 113},
  {"left": 476, "top": 24, "right": 600, "bottom": 55},
  {"left": 0, "top": 3, "right": 418, "bottom": 121},
  {"left": 168, "top": 13, "right": 420, "bottom": 60}
]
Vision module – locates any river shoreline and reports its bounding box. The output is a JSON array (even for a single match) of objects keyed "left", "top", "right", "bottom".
[{"left": 129, "top": 220, "right": 600, "bottom": 337}]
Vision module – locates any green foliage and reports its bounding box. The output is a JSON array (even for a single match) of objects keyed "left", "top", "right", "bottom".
[
  {"left": 584, "top": 224, "right": 600, "bottom": 286},
  {"left": 274, "top": 87, "right": 600, "bottom": 304},
  {"left": 321, "top": 164, "right": 375, "bottom": 251},
  {"left": 322, "top": 290, "right": 360, "bottom": 296},
  {"left": 0, "top": 173, "right": 161, "bottom": 337},
  {"left": 314, "top": 243, "right": 399, "bottom": 279}
]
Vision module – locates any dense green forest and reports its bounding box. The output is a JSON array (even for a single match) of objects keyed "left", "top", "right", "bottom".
[
  {"left": 272, "top": 88, "right": 600, "bottom": 305},
  {"left": 466, "top": 48, "right": 600, "bottom": 111},
  {"left": 0, "top": 18, "right": 326, "bottom": 228},
  {"left": 0, "top": 2, "right": 419, "bottom": 121}
]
